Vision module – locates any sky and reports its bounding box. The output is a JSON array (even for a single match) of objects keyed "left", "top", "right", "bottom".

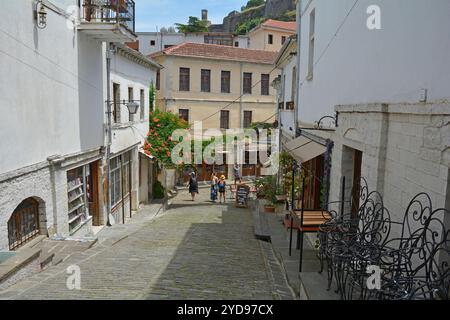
[{"left": 134, "top": 0, "right": 245, "bottom": 32}]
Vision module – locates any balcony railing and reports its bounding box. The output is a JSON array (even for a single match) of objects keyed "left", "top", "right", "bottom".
[{"left": 80, "top": 0, "right": 135, "bottom": 33}]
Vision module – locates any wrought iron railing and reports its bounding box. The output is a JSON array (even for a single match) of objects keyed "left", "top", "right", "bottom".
[{"left": 80, "top": 0, "right": 135, "bottom": 33}]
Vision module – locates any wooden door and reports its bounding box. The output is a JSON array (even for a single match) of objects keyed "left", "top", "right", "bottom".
[
  {"left": 351, "top": 150, "right": 363, "bottom": 217},
  {"left": 89, "top": 161, "right": 101, "bottom": 226}
]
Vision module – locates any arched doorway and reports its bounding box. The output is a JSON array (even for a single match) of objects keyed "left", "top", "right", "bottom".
[{"left": 8, "top": 198, "right": 41, "bottom": 251}]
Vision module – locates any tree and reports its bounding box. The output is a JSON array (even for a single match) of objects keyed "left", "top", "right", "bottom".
[
  {"left": 144, "top": 110, "right": 189, "bottom": 167},
  {"left": 235, "top": 17, "right": 266, "bottom": 35},
  {"left": 175, "top": 16, "right": 209, "bottom": 33}
]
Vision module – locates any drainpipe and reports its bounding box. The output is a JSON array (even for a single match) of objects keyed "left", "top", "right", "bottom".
[
  {"left": 294, "top": 0, "right": 302, "bottom": 131},
  {"left": 105, "top": 43, "right": 113, "bottom": 227}
]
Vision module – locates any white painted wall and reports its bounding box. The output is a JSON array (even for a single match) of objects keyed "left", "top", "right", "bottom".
[
  {"left": 137, "top": 33, "right": 187, "bottom": 56},
  {"left": 0, "top": 0, "right": 105, "bottom": 174},
  {"left": 110, "top": 51, "right": 157, "bottom": 155},
  {"left": 280, "top": 56, "right": 297, "bottom": 137},
  {"left": 297, "top": 0, "right": 450, "bottom": 125}
]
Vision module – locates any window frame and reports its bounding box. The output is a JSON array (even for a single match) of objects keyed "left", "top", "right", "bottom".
[
  {"left": 261, "top": 74, "right": 270, "bottom": 96},
  {"left": 179, "top": 108, "right": 189, "bottom": 123},
  {"left": 179, "top": 67, "right": 190, "bottom": 92},
  {"left": 268, "top": 34, "right": 274, "bottom": 45},
  {"left": 201, "top": 69, "right": 211, "bottom": 93},
  {"left": 220, "top": 110, "right": 230, "bottom": 129},
  {"left": 307, "top": 9, "right": 316, "bottom": 81},
  {"left": 243, "top": 72, "right": 252, "bottom": 95},
  {"left": 243, "top": 110, "right": 253, "bottom": 128},
  {"left": 221, "top": 71, "right": 231, "bottom": 94}
]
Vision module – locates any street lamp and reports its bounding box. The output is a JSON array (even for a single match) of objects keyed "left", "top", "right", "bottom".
[{"left": 35, "top": 1, "right": 48, "bottom": 29}]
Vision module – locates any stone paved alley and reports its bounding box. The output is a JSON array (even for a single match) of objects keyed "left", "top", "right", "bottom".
[{"left": 0, "top": 191, "right": 294, "bottom": 300}]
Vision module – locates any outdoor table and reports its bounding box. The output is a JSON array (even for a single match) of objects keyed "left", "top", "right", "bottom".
[{"left": 289, "top": 209, "right": 332, "bottom": 272}]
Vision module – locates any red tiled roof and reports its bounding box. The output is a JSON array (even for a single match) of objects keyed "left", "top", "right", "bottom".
[
  {"left": 261, "top": 19, "right": 297, "bottom": 32},
  {"left": 149, "top": 42, "right": 278, "bottom": 64}
]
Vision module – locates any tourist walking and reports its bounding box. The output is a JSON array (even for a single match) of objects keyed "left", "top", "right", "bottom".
[
  {"left": 187, "top": 172, "right": 199, "bottom": 201},
  {"left": 218, "top": 175, "right": 227, "bottom": 204},
  {"left": 210, "top": 172, "right": 218, "bottom": 202},
  {"left": 233, "top": 163, "right": 242, "bottom": 187}
]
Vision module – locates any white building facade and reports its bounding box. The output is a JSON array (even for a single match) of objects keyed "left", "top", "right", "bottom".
[
  {"left": 108, "top": 43, "right": 160, "bottom": 225},
  {"left": 286, "top": 0, "right": 450, "bottom": 225},
  {"left": 0, "top": 0, "right": 138, "bottom": 251}
]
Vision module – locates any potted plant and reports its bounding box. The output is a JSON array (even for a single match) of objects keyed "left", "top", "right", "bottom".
[{"left": 258, "top": 176, "right": 277, "bottom": 213}]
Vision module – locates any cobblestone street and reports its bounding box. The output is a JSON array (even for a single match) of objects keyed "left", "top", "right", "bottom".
[{"left": 0, "top": 191, "right": 294, "bottom": 300}]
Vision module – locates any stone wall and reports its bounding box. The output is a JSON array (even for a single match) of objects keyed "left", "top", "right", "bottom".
[
  {"left": 326, "top": 103, "right": 450, "bottom": 227},
  {"left": 0, "top": 164, "right": 55, "bottom": 251},
  {"left": 265, "top": 0, "right": 296, "bottom": 18}
]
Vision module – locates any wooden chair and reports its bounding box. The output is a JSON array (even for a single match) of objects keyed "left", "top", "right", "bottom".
[{"left": 288, "top": 178, "right": 332, "bottom": 272}]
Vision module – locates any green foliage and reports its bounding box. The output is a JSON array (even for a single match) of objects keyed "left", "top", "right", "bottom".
[
  {"left": 235, "top": 17, "right": 266, "bottom": 35},
  {"left": 255, "top": 175, "right": 277, "bottom": 205},
  {"left": 153, "top": 180, "right": 165, "bottom": 199},
  {"left": 149, "top": 83, "right": 156, "bottom": 112},
  {"left": 175, "top": 16, "right": 209, "bottom": 33},
  {"left": 144, "top": 109, "right": 189, "bottom": 168},
  {"left": 241, "top": 0, "right": 265, "bottom": 11}
]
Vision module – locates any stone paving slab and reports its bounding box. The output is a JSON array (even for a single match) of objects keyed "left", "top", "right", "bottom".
[{"left": 0, "top": 193, "right": 293, "bottom": 300}]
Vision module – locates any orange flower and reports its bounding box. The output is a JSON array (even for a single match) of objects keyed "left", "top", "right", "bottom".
[
  {"left": 166, "top": 151, "right": 171, "bottom": 157},
  {"left": 157, "top": 124, "right": 161, "bottom": 128},
  {"left": 153, "top": 117, "right": 160, "bottom": 123}
]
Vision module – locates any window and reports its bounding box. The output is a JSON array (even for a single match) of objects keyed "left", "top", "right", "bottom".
[
  {"left": 291, "top": 66, "right": 297, "bottom": 102},
  {"left": 113, "top": 83, "right": 120, "bottom": 123},
  {"left": 243, "top": 111, "right": 252, "bottom": 128},
  {"left": 220, "top": 110, "right": 230, "bottom": 129},
  {"left": 243, "top": 72, "right": 252, "bottom": 95},
  {"left": 156, "top": 70, "right": 160, "bottom": 90},
  {"left": 282, "top": 36, "right": 287, "bottom": 45},
  {"left": 201, "top": 69, "right": 211, "bottom": 93},
  {"left": 150, "top": 40, "right": 156, "bottom": 46},
  {"left": 221, "top": 71, "right": 231, "bottom": 93},
  {"left": 122, "top": 152, "right": 131, "bottom": 198},
  {"left": 234, "top": 41, "right": 239, "bottom": 47},
  {"left": 8, "top": 199, "right": 40, "bottom": 251},
  {"left": 140, "top": 89, "right": 145, "bottom": 121},
  {"left": 110, "top": 156, "right": 122, "bottom": 208},
  {"left": 261, "top": 74, "right": 270, "bottom": 96},
  {"left": 308, "top": 9, "right": 315, "bottom": 80},
  {"left": 179, "top": 109, "right": 189, "bottom": 123},
  {"left": 268, "top": 34, "right": 273, "bottom": 45},
  {"left": 128, "top": 87, "right": 134, "bottom": 122},
  {"left": 179, "top": 68, "right": 190, "bottom": 91},
  {"left": 109, "top": 152, "right": 132, "bottom": 210}
]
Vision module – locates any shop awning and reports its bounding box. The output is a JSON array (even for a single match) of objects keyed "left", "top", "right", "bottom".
[
  {"left": 139, "top": 150, "right": 155, "bottom": 160},
  {"left": 284, "top": 135, "right": 326, "bottom": 163}
]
